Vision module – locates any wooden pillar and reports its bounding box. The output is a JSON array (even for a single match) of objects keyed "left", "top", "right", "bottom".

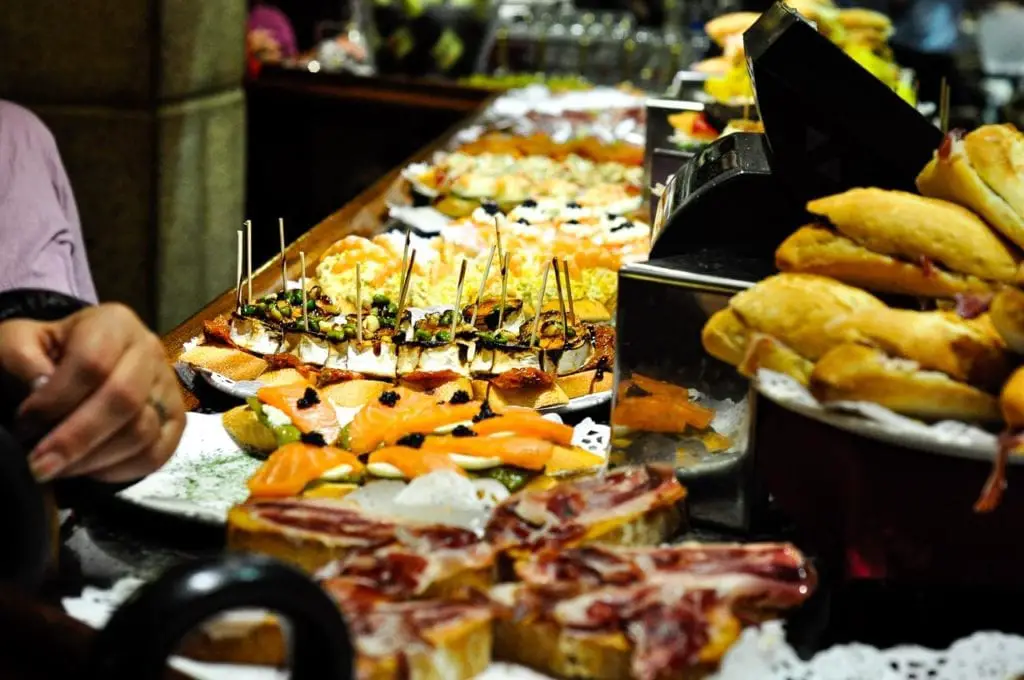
[{"left": 0, "top": 0, "right": 248, "bottom": 331}]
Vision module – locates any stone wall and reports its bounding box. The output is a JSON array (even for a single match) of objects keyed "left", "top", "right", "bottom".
[{"left": 0, "top": 0, "right": 247, "bottom": 331}]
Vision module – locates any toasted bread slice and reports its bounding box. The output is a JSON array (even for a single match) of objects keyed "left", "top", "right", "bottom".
[
  {"left": 180, "top": 602, "right": 493, "bottom": 679},
  {"left": 557, "top": 369, "right": 614, "bottom": 399},
  {"left": 542, "top": 299, "right": 612, "bottom": 323},
  {"left": 400, "top": 377, "right": 474, "bottom": 403},
  {"left": 222, "top": 406, "right": 277, "bottom": 456},
  {"left": 257, "top": 368, "right": 308, "bottom": 387},
  {"left": 320, "top": 379, "right": 389, "bottom": 408},
  {"left": 471, "top": 379, "right": 569, "bottom": 409},
  {"left": 178, "top": 345, "right": 268, "bottom": 381}
]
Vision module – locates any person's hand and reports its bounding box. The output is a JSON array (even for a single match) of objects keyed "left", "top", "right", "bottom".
[{"left": 0, "top": 303, "right": 186, "bottom": 483}]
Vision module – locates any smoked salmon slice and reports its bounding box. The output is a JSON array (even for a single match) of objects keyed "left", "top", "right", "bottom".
[
  {"left": 257, "top": 382, "right": 341, "bottom": 445},
  {"left": 380, "top": 402, "right": 482, "bottom": 447},
  {"left": 470, "top": 415, "right": 574, "bottom": 446},
  {"left": 248, "top": 443, "right": 364, "bottom": 498},
  {"left": 368, "top": 446, "right": 467, "bottom": 478},
  {"left": 345, "top": 388, "right": 438, "bottom": 454},
  {"left": 421, "top": 435, "right": 554, "bottom": 470}
]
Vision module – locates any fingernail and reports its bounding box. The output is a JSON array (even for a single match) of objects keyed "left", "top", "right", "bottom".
[
  {"left": 29, "top": 451, "right": 64, "bottom": 483},
  {"left": 30, "top": 375, "right": 50, "bottom": 391}
]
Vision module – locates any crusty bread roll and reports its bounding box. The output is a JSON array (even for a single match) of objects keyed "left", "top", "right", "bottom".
[
  {"left": 178, "top": 345, "right": 269, "bottom": 382},
  {"left": 917, "top": 125, "right": 1024, "bottom": 250},
  {"left": 712, "top": 273, "right": 886, "bottom": 361},
  {"left": 839, "top": 307, "right": 1009, "bottom": 390},
  {"left": 705, "top": 12, "right": 760, "bottom": 46},
  {"left": 809, "top": 344, "right": 1001, "bottom": 422},
  {"left": 736, "top": 333, "right": 815, "bottom": 385},
  {"left": 1000, "top": 366, "right": 1024, "bottom": 428},
  {"left": 776, "top": 225, "right": 996, "bottom": 297},
  {"left": 806, "top": 188, "right": 1023, "bottom": 285},
  {"left": 990, "top": 286, "right": 1024, "bottom": 354}
]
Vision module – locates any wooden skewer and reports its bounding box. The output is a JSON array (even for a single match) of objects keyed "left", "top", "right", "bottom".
[
  {"left": 399, "top": 228, "right": 411, "bottom": 293},
  {"left": 743, "top": 103, "right": 750, "bottom": 121},
  {"left": 494, "top": 217, "right": 503, "bottom": 265},
  {"left": 529, "top": 262, "right": 551, "bottom": 348},
  {"left": 451, "top": 259, "right": 468, "bottom": 338},
  {"left": 396, "top": 250, "right": 417, "bottom": 334},
  {"left": 300, "top": 252, "right": 309, "bottom": 330},
  {"left": 235, "top": 230, "right": 244, "bottom": 312},
  {"left": 497, "top": 251, "right": 511, "bottom": 329},
  {"left": 470, "top": 246, "right": 497, "bottom": 329},
  {"left": 245, "top": 220, "right": 253, "bottom": 305},
  {"left": 562, "top": 258, "right": 576, "bottom": 322},
  {"left": 356, "top": 263, "right": 363, "bottom": 344},
  {"left": 551, "top": 257, "right": 569, "bottom": 348},
  {"left": 940, "top": 77, "right": 950, "bottom": 134},
  {"left": 279, "top": 218, "right": 287, "bottom": 293}
]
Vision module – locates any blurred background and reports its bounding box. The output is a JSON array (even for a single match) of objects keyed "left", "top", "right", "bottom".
[{"left": 2, "top": 0, "right": 1023, "bottom": 332}]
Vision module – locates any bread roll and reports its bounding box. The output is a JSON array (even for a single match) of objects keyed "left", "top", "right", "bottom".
[
  {"left": 736, "top": 333, "right": 815, "bottom": 385},
  {"left": 776, "top": 225, "right": 996, "bottom": 297},
  {"left": 724, "top": 273, "right": 886, "bottom": 360},
  {"left": 1000, "top": 366, "right": 1024, "bottom": 428},
  {"left": 917, "top": 125, "right": 1024, "bottom": 249},
  {"left": 807, "top": 188, "right": 1023, "bottom": 284},
  {"left": 839, "top": 307, "right": 1009, "bottom": 390},
  {"left": 990, "top": 286, "right": 1024, "bottom": 354},
  {"left": 809, "top": 344, "right": 1001, "bottom": 422}
]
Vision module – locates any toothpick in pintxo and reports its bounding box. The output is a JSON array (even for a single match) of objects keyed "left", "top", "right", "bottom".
[
  {"left": 300, "top": 252, "right": 309, "bottom": 330},
  {"left": 529, "top": 262, "right": 551, "bottom": 347},
  {"left": 452, "top": 259, "right": 468, "bottom": 338},
  {"left": 235, "top": 229, "right": 244, "bottom": 312},
  {"left": 356, "top": 263, "right": 363, "bottom": 343},
  {"left": 279, "top": 218, "right": 287, "bottom": 293},
  {"left": 245, "top": 219, "right": 253, "bottom": 305},
  {"left": 552, "top": 257, "right": 569, "bottom": 346},
  {"left": 470, "top": 246, "right": 497, "bottom": 329}
]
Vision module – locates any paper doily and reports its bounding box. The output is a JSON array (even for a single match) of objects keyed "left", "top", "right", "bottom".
[{"left": 714, "top": 621, "right": 1024, "bottom": 680}]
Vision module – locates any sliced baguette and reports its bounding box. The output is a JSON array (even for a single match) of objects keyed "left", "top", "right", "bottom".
[
  {"left": 222, "top": 406, "right": 277, "bottom": 456},
  {"left": 320, "top": 379, "right": 389, "bottom": 408},
  {"left": 557, "top": 369, "right": 614, "bottom": 400},
  {"left": 180, "top": 604, "right": 493, "bottom": 680},
  {"left": 257, "top": 368, "right": 308, "bottom": 387},
  {"left": 400, "top": 377, "right": 474, "bottom": 403},
  {"left": 178, "top": 345, "right": 268, "bottom": 381},
  {"left": 471, "top": 379, "right": 569, "bottom": 410}
]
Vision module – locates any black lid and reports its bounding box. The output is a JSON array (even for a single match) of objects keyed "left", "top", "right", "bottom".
[{"left": 746, "top": 2, "right": 942, "bottom": 201}]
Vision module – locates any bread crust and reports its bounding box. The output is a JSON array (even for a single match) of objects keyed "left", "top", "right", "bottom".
[
  {"left": 178, "top": 345, "right": 269, "bottom": 381},
  {"left": 991, "top": 287, "right": 1024, "bottom": 354},
  {"left": 557, "top": 369, "right": 614, "bottom": 399},
  {"left": 180, "top": 607, "right": 494, "bottom": 680},
  {"left": 1000, "top": 366, "right": 1024, "bottom": 428},
  {"left": 807, "top": 188, "right": 1022, "bottom": 284},
  {"left": 320, "top": 379, "right": 389, "bottom": 408},
  {"left": 701, "top": 308, "right": 752, "bottom": 367},
  {"left": 471, "top": 379, "right": 569, "bottom": 410},
  {"left": 222, "top": 406, "right": 277, "bottom": 455},
  {"left": 917, "top": 128, "right": 1024, "bottom": 250},
  {"left": 809, "top": 344, "right": 1001, "bottom": 422},
  {"left": 776, "top": 225, "right": 995, "bottom": 297},
  {"left": 736, "top": 333, "right": 815, "bottom": 385},
  {"left": 725, "top": 273, "right": 886, "bottom": 360}
]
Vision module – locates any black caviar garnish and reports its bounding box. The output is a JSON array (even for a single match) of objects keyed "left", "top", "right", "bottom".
[
  {"left": 379, "top": 390, "right": 401, "bottom": 407},
  {"left": 610, "top": 221, "right": 634, "bottom": 233},
  {"left": 517, "top": 218, "right": 530, "bottom": 225},
  {"left": 521, "top": 198, "right": 538, "bottom": 208},
  {"left": 396, "top": 433, "right": 425, "bottom": 448},
  {"left": 567, "top": 219, "right": 580, "bottom": 225},
  {"left": 296, "top": 387, "right": 320, "bottom": 409},
  {"left": 481, "top": 200, "right": 500, "bottom": 215},
  {"left": 606, "top": 212, "right": 619, "bottom": 219},
  {"left": 566, "top": 201, "right": 581, "bottom": 209},
  {"left": 300, "top": 432, "right": 327, "bottom": 446},
  {"left": 448, "top": 390, "right": 471, "bottom": 405},
  {"left": 472, "top": 400, "right": 498, "bottom": 423},
  {"left": 451, "top": 425, "right": 477, "bottom": 437}
]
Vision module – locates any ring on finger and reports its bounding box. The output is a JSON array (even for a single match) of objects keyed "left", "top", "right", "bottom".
[{"left": 147, "top": 395, "right": 170, "bottom": 426}]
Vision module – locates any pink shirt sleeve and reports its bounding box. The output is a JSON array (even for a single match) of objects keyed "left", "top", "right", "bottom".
[{"left": 0, "top": 101, "right": 97, "bottom": 304}]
